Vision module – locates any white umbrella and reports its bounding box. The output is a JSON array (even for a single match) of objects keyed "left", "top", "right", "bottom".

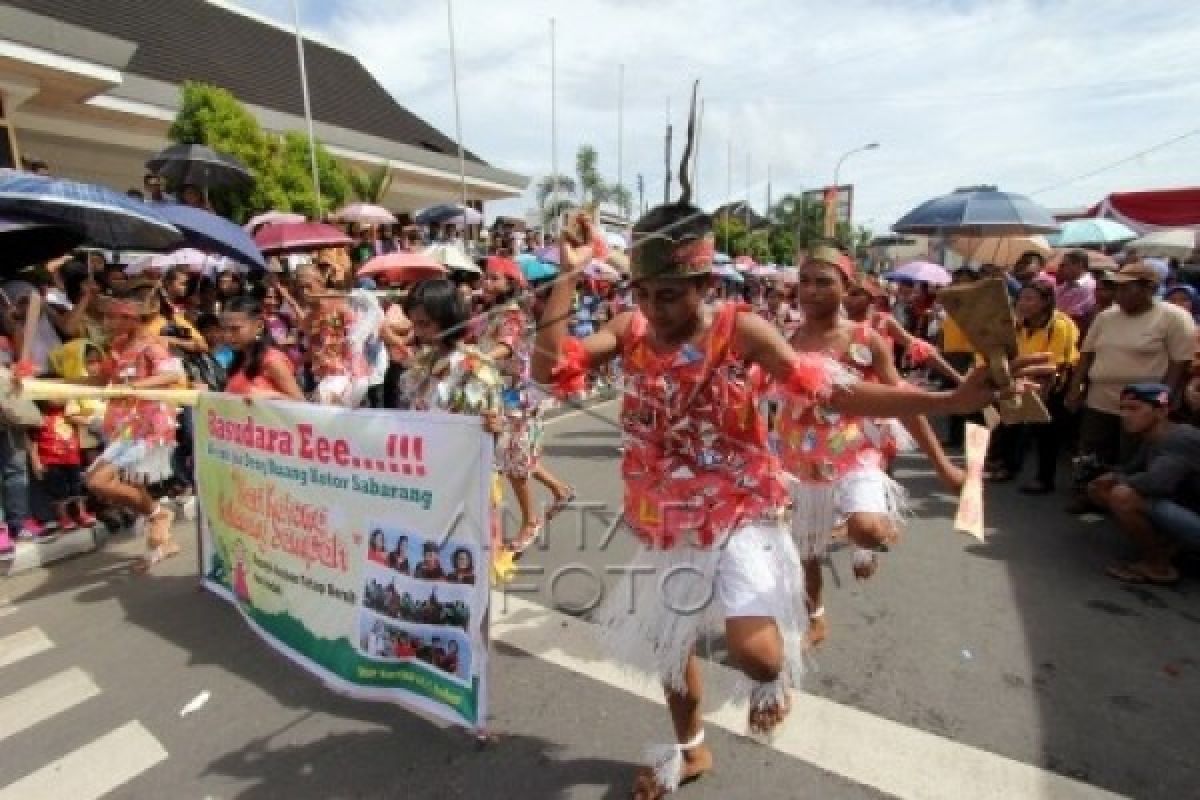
[
  {"left": 127, "top": 248, "right": 210, "bottom": 274},
  {"left": 423, "top": 243, "right": 480, "bottom": 273},
  {"left": 334, "top": 203, "right": 397, "bottom": 226},
  {"left": 1126, "top": 229, "right": 1198, "bottom": 260},
  {"left": 243, "top": 211, "right": 305, "bottom": 232}
]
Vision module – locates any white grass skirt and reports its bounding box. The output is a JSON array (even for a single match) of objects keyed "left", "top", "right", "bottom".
[
  {"left": 314, "top": 375, "right": 369, "bottom": 408},
  {"left": 90, "top": 439, "right": 175, "bottom": 486},
  {"left": 592, "top": 522, "right": 808, "bottom": 699},
  {"left": 789, "top": 466, "right": 908, "bottom": 559}
]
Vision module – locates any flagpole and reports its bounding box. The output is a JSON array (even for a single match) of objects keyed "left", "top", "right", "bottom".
[
  {"left": 291, "top": 0, "right": 322, "bottom": 214},
  {"left": 617, "top": 63, "right": 624, "bottom": 216},
  {"left": 446, "top": 0, "right": 468, "bottom": 209},
  {"left": 550, "top": 17, "right": 559, "bottom": 234}
]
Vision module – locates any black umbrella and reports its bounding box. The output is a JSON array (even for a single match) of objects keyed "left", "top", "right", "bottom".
[
  {"left": 0, "top": 215, "right": 85, "bottom": 273},
  {"left": 146, "top": 144, "right": 253, "bottom": 189},
  {"left": 892, "top": 186, "right": 1059, "bottom": 236}
]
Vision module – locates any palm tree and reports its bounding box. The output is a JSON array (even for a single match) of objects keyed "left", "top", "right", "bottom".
[
  {"left": 347, "top": 163, "right": 393, "bottom": 204},
  {"left": 609, "top": 184, "right": 633, "bottom": 219},
  {"left": 536, "top": 173, "right": 577, "bottom": 228}
]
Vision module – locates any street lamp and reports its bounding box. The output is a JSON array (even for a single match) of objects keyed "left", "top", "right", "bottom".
[
  {"left": 826, "top": 142, "right": 879, "bottom": 238},
  {"left": 832, "top": 141, "right": 879, "bottom": 188}
]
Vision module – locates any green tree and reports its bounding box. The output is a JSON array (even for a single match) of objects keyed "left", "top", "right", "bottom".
[
  {"left": 713, "top": 215, "right": 748, "bottom": 257},
  {"left": 610, "top": 184, "right": 633, "bottom": 219},
  {"left": 346, "top": 163, "right": 393, "bottom": 204},
  {"left": 536, "top": 173, "right": 577, "bottom": 228},
  {"left": 168, "top": 82, "right": 350, "bottom": 221},
  {"left": 275, "top": 132, "right": 350, "bottom": 219}
]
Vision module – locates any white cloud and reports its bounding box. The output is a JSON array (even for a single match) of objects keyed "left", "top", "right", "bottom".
[{"left": 242, "top": 0, "right": 1200, "bottom": 230}]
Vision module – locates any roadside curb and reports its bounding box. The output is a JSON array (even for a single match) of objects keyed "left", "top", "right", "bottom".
[{"left": 1, "top": 526, "right": 103, "bottom": 577}]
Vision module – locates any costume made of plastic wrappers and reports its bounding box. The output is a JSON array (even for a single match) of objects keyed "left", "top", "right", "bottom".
[
  {"left": 476, "top": 301, "right": 544, "bottom": 479},
  {"left": 88, "top": 296, "right": 186, "bottom": 486},
  {"left": 775, "top": 322, "right": 911, "bottom": 562},
  {"left": 305, "top": 290, "right": 383, "bottom": 408},
  {"left": 548, "top": 201, "right": 864, "bottom": 791}
]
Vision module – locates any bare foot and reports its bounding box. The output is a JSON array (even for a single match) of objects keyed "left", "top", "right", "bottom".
[
  {"left": 132, "top": 540, "right": 181, "bottom": 575},
  {"left": 748, "top": 692, "right": 791, "bottom": 737},
  {"left": 630, "top": 745, "right": 713, "bottom": 799}
]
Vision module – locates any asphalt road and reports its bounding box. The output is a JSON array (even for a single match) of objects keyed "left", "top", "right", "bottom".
[{"left": 0, "top": 400, "right": 1197, "bottom": 799}]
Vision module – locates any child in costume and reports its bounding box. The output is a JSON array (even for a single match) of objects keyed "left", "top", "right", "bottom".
[
  {"left": 81, "top": 285, "right": 186, "bottom": 572},
  {"left": 531, "top": 82, "right": 1047, "bottom": 800},
  {"left": 476, "top": 256, "right": 574, "bottom": 552}
]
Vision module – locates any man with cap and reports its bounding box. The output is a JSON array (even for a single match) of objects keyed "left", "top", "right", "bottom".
[
  {"left": 1066, "top": 261, "right": 1195, "bottom": 513},
  {"left": 1089, "top": 383, "right": 1200, "bottom": 585},
  {"left": 532, "top": 82, "right": 1051, "bottom": 798}
]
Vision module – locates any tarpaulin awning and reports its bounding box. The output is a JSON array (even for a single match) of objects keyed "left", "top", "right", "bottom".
[{"left": 1086, "top": 187, "right": 1200, "bottom": 233}]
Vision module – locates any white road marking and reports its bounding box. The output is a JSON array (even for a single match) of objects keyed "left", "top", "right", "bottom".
[
  {"left": 0, "top": 668, "right": 100, "bottom": 743},
  {"left": 543, "top": 397, "right": 618, "bottom": 426},
  {"left": 0, "top": 627, "right": 53, "bottom": 669},
  {"left": 0, "top": 720, "right": 167, "bottom": 800},
  {"left": 491, "top": 592, "right": 1125, "bottom": 800}
]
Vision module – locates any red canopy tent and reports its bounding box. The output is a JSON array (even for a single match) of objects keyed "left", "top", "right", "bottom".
[{"left": 1086, "top": 187, "right": 1200, "bottom": 233}]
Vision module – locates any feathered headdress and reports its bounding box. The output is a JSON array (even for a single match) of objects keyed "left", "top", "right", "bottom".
[{"left": 630, "top": 81, "right": 715, "bottom": 281}]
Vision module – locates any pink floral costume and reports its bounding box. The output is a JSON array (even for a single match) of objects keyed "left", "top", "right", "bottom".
[
  {"left": 305, "top": 296, "right": 374, "bottom": 407},
  {"left": 551, "top": 303, "right": 843, "bottom": 697},
  {"left": 777, "top": 324, "right": 909, "bottom": 559},
  {"left": 92, "top": 337, "right": 183, "bottom": 485},
  {"left": 477, "top": 302, "right": 542, "bottom": 479}
]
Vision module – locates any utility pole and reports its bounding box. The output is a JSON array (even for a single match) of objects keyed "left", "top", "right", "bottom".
[
  {"left": 663, "top": 97, "right": 672, "bottom": 204},
  {"left": 617, "top": 63, "right": 624, "bottom": 201},
  {"left": 290, "top": 0, "right": 321, "bottom": 214},
  {"left": 636, "top": 173, "right": 645, "bottom": 215},
  {"left": 550, "top": 18, "right": 559, "bottom": 233}
]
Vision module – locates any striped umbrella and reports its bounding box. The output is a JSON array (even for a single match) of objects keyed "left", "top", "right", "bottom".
[{"left": 0, "top": 170, "right": 181, "bottom": 250}]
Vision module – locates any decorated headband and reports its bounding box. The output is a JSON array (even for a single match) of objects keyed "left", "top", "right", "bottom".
[
  {"left": 630, "top": 81, "right": 714, "bottom": 281},
  {"left": 807, "top": 244, "right": 856, "bottom": 285}
]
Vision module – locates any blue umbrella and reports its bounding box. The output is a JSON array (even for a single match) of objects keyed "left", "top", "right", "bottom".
[
  {"left": 415, "top": 203, "right": 483, "bottom": 227},
  {"left": 892, "top": 186, "right": 1059, "bottom": 236},
  {"left": 516, "top": 252, "right": 558, "bottom": 283},
  {"left": 0, "top": 170, "right": 181, "bottom": 250},
  {"left": 1047, "top": 218, "right": 1137, "bottom": 248},
  {"left": 149, "top": 203, "right": 265, "bottom": 269}
]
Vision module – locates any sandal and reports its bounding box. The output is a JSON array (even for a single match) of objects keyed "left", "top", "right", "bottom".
[
  {"left": 132, "top": 540, "right": 181, "bottom": 574},
  {"left": 545, "top": 487, "right": 577, "bottom": 522},
  {"left": 1105, "top": 561, "right": 1179, "bottom": 586},
  {"left": 510, "top": 521, "right": 543, "bottom": 554}
]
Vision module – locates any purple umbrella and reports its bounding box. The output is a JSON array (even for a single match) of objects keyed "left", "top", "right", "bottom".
[
  {"left": 535, "top": 246, "right": 560, "bottom": 265},
  {"left": 893, "top": 260, "right": 951, "bottom": 286}
]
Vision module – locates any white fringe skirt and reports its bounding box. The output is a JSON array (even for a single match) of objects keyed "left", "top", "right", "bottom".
[
  {"left": 788, "top": 465, "right": 908, "bottom": 560},
  {"left": 90, "top": 439, "right": 175, "bottom": 486},
  {"left": 591, "top": 522, "right": 809, "bottom": 699}
]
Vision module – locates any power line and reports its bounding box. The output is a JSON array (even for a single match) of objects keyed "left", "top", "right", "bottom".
[{"left": 1029, "top": 128, "right": 1200, "bottom": 196}]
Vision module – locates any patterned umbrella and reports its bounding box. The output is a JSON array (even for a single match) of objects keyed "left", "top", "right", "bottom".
[
  {"left": 950, "top": 235, "right": 1053, "bottom": 268},
  {"left": 1125, "top": 229, "right": 1198, "bottom": 260},
  {"left": 0, "top": 170, "right": 181, "bottom": 250},
  {"left": 253, "top": 221, "right": 353, "bottom": 254}
]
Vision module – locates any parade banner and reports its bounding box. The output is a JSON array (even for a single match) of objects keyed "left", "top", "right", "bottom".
[{"left": 196, "top": 394, "right": 492, "bottom": 729}]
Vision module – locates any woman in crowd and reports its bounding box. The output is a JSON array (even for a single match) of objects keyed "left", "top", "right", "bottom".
[
  {"left": 367, "top": 530, "right": 388, "bottom": 565},
  {"left": 221, "top": 295, "right": 306, "bottom": 401},
  {"left": 477, "top": 257, "right": 573, "bottom": 551},
  {"left": 986, "top": 279, "right": 1080, "bottom": 492}
]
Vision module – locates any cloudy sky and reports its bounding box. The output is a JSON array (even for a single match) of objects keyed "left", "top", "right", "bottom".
[{"left": 237, "top": 0, "right": 1200, "bottom": 232}]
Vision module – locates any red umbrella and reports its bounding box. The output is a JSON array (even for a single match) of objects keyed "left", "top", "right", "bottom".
[
  {"left": 253, "top": 221, "right": 352, "bottom": 254},
  {"left": 359, "top": 252, "right": 446, "bottom": 284}
]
